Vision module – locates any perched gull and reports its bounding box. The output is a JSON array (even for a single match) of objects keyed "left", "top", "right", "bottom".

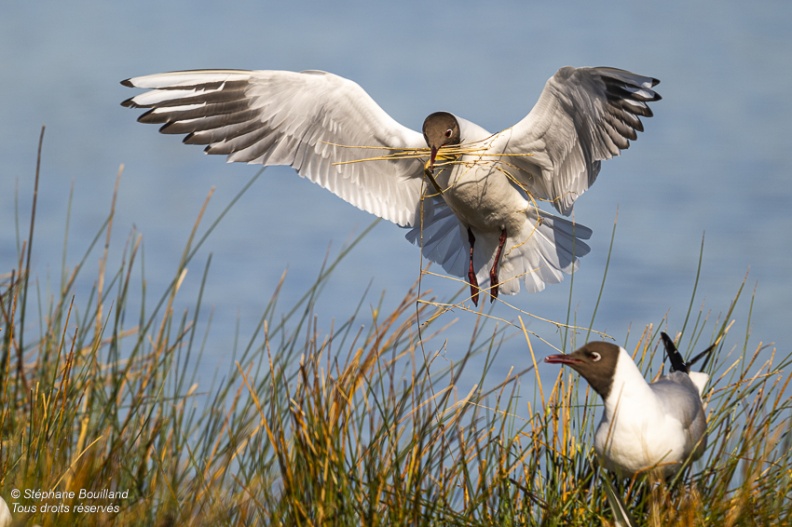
[
  {"left": 122, "top": 66, "right": 660, "bottom": 304},
  {"left": 545, "top": 333, "right": 712, "bottom": 477}
]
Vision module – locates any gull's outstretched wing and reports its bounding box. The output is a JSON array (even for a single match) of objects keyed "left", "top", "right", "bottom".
[
  {"left": 122, "top": 69, "right": 428, "bottom": 227},
  {"left": 491, "top": 66, "right": 660, "bottom": 216}
]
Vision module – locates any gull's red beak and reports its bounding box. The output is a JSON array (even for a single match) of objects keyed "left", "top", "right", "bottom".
[
  {"left": 544, "top": 354, "right": 582, "bottom": 366},
  {"left": 429, "top": 146, "right": 438, "bottom": 168}
]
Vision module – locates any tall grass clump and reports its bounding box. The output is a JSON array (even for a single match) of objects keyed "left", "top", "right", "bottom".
[{"left": 1, "top": 132, "right": 790, "bottom": 525}]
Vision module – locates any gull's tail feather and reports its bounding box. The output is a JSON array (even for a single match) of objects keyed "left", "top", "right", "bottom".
[
  {"left": 480, "top": 207, "right": 591, "bottom": 296},
  {"left": 407, "top": 198, "right": 592, "bottom": 297}
]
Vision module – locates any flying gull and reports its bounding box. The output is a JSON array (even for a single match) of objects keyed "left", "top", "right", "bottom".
[{"left": 122, "top": 66, "right": 660, "bottom": 304}]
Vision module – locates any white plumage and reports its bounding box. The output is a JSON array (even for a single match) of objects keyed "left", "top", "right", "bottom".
[{"left": 546, "top": 338, "right": 710, "bottom": 477}]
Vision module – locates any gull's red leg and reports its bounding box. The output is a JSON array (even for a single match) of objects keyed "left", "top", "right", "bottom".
[
  {"left": 489, "top": 228, "right": 507, "bottom": 302},
  {"left": 467, "top": 228, "right": 479, "bottom": 306}
]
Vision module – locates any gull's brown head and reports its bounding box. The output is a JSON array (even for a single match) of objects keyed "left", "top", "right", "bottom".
[
  {"left": 422, "top": 112, "right": 460, "bottom": 167},
  {"left": 545, "top": 342, "right": 621, "bottom": 399}
]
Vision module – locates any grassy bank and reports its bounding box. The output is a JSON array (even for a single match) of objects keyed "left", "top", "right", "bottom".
[{"left": 1, "top": 136, "right": 790, "bottom": 525}]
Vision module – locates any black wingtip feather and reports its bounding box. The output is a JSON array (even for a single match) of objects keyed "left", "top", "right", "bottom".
[
  {"left": 661, "top": 332, "right": 690, "bottom": 373},
  {"left": 120, "top": 78, "right": 135, "bottom": 88},
  {"left": 661, "top": 331, "right": 718, "bottom": 374},
  {"left": 688, "top": 343, "right": 717, "bottom": 370},
  {"left": 137, "top": 108, "right": 167, "bottom": 124}
]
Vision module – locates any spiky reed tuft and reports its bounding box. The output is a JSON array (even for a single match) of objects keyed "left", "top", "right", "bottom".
[{"left": 1, "top": 132, "right": 790, "bottom": 525}]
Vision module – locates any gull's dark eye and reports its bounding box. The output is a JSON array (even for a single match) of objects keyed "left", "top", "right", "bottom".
[
  {"left": 590, "top": 352, "right": 601, "bottom": 362},
  {"left": 445, "top": 128, "right": 453, "bottom": 138}
]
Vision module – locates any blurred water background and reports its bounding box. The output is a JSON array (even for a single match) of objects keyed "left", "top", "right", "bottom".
[{"left": 2, "top": 0, "right": 790, "bottom": 394}]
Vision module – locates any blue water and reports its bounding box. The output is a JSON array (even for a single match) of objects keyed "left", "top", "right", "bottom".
[{"left": 2, "top": 0, "right": 790, "bottom": 396}]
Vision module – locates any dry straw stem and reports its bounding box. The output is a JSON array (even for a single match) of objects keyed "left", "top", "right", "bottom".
[
  {"left": 326, "top": 139, "right": 592, "bottom": 213},
  {"left": 326, "top": 139, "right": 536, "bottom": 168}
]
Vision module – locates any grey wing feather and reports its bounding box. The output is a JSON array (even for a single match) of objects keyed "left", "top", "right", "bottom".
[
  {"left": 652, "top": 373, "right": 708, "bottom": 459},
  {"left": 122, "top": 69, "right": 428, "bottom": 227},
  {"left": 491, "top": 66, "right": 660, "bottom": 215}
]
